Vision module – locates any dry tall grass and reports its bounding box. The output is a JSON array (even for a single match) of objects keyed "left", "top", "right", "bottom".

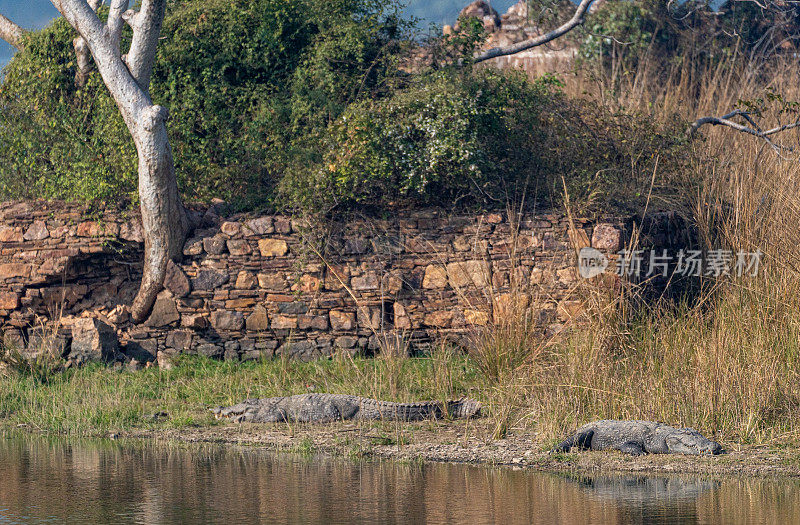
[{"left": 472, "top": 53, "right": 800, "bottom": 445}]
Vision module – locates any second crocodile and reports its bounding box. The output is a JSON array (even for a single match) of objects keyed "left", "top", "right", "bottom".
[{"left": 212, "top": 393, "right": 482, "bottom": 423}]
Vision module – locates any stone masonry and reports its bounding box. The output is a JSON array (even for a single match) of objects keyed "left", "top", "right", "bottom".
[{"left": 0, "top": 200, "right": 687, "bottom": 365}]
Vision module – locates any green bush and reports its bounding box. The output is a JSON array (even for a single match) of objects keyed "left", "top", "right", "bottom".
[
  {"left": 280, "top": 68, "right": 687, "bottom": 215},
  {"left": 0, "top": 0, "right": 410, "bottom": 207},
  {"left": 0, "top": 0, "right": 687, "bottom": 216}
]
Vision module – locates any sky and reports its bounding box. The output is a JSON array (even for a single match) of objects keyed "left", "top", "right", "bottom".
[{"left": 0, "top": 0, "right": 521, "bottom": 70}]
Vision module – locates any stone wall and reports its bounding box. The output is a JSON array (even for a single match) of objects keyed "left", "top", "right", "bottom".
[{"left": 0, "top": 201, "right": 687, "bottom": 367}]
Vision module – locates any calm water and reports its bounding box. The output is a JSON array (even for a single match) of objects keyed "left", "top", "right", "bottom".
[{"left": 0, "top": 436, "right": 799, "bottom": 524}]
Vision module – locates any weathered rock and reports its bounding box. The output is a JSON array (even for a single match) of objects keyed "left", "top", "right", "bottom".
[
  {"left": 226, "top": 239, "right": 252, "bottom": 256},
  {"left": 246, "top": 305, "right": 270, "bottom": 331},
  {"left": 203, "top": 235, "right": 228, "bottom": 255},
  {"left": 69, "top": 318, "right": 118, "bottom": 364},
  {"left": 0, "top": 291, "right": 20, "bottom": 310},
  {"left": 464, "top": 309, "right": 490, "bottom": 326},
  {"left": 447, "top": 260, "right": 491, "bottom": 288},
  {"left": 243, "top": 217, "right": 274, "bottom": 236},
  {"left": 258, "top": 238, "right": 289, "bottom": 257},
  {"left": 291, "top": 274, "right": 321, "bottom": 293},
  {"left": 197, "top": 343, "right": 224, "bottom": 358},
  {"left": 352, "top": 273, "right": 379, "bottom": 291},
  {"left": 257, "top": 272, "right": 286, "bottom": 290},
  {"left": 271, "top": 315, "right": 298, "bottom": 330},
  {"left": 212, "top": 310, "right": 245, "bottom": 331},
  {"left": 424, "top": 310, "right": 453, "bottom": 328},
  {"left": 164, "top": 261, "right": 191, "bottom": 298},
  {"left": 0, "top": 226, "right": 23, "bottom": 243},
  {"left": 145, "top": 294, "right": 180, "bottom": 327},
  {"left": 183, "top": 238, "right": 204, "bottom": 255},
  {"left": 0, "top": 263, "right": 31, "bottom": 279},
  {"left": 235, "top": 271, "right": 257, "bottom": 290},
  {"left": 393, "top": 303, "right": 411, "bottom": 329},
  {"left": 23, "top": 221, "right": 49, "bottom": 241},
  {"left": 592, "top": 223, "right": 622, "bottom": 252},
  {"left": 181, "top": 313, "right": 210, "bottom": 330},
  {"left": 165, "top": 330, "right": 193, "bottom": 351},
  {"left": 329, "top": 310, "right": 356, "bottom": 331},
  {"left": 335, "top": 336, "right": 358, "bottom": 349},
  {"left": 278, "top": 302, "right": 308, "bottom": 315},
  {"left": 192, "top": 269, "right": 229, "bottom": 290},
  {"left": 422, "top": 265, "right": 448, "bottom": 289},
  {"left": 120, "top": 220, "right": 144, "bottom": 243},
  {"left": 220, "top": 221, "right": 240, "bottom": 236}
]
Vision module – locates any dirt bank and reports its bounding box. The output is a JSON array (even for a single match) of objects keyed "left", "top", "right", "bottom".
[{"left": 120, "top": 420, "right": 800, "bottom": 478}]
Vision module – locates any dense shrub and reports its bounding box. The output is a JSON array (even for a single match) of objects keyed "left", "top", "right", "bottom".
[
  {"left": 0, "top": 0, "right": 687, "bottom": 215},
  {"left": 0, "top": 0, "right": 410, "bottom": 206},
  {"left": 280, "top": 68, "right": 687, "bottom": 215}
]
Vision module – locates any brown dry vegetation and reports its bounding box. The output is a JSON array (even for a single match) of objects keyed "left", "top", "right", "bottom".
[{"left": 470, "top": 53, "right": 800, "bottom": 446}]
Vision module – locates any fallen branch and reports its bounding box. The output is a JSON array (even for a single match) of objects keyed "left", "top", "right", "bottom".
[
  {"left": 687, "top": 109, "right": 800, "bottom": 152},
  {"left": 473, "top": 0, "right": 592, "bottom": 63}
]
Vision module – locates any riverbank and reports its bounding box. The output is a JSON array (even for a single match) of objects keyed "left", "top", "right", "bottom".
[
  {"left": 8, "top": 418, "right": 800, "bottom": 478},
  {"left": 5, "top": 349, "right": 800, "bottom": 478}
]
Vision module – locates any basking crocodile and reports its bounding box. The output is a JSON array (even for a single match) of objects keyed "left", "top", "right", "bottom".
[
  {"left": 554, "top": 420, "right": 724, "bottom": 456},
  {"left": 212, "top": 394, "right": 482, "bottom": 423}
]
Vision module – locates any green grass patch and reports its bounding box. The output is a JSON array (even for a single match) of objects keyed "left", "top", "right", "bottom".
[{"left": 0, "top": 352, "right": 480, "bottom": 437}]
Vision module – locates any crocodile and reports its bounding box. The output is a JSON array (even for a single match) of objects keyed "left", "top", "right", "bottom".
[
  {"left": 553, "top": 420, "right": 725, "bottom": 456},
  {"left": 211, "top": 393, "right": 482, "bottom": 423}
]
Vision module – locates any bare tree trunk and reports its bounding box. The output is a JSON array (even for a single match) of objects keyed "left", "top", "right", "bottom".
[
  {"left": 0, "top": 14, "right": 26, "bottom": 49},
  {"left": 52, "top": 0, "right": 189, "bottom": 323},
  {"left": 130, "top": 105, "right": 190, "bottom": 321}
]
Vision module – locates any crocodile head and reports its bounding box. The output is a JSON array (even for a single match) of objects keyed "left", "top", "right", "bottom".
[
  {"left": 210, "top": 399, "right": 258, "bottom": 423},
  {"left": 665, "top": 428, "right": 725, "bottom": 455}
]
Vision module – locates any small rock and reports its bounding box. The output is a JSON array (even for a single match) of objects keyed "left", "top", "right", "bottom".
[
  {"left": 23, "top": 220, "right": 49, "bottom": 241},
  {"left": 211, "top": 310, "right": 245, "bottom": 331},
  {"left": 192, "top": 269, "right": 229, "bottom": 290},
  {"left": 258, "top": 238, "right": 289, "bottom": 257}
]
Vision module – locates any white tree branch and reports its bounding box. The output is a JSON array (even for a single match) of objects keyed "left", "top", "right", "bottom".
[
  {"left": 107, "top": 0, "right": 128, "bottom": 53},
  {"left": 123, "top": 0, "right": 165, "bottom": 92},
  {"left": 0, "top": 13, "right": 27, "bottom": 50},
  {"left": 473, "top": 0, "right": 593, "bottom": 63},
  {"left": 73, "top": 0, "right": 103, "bottom": 86},
  {"left": 688, "top": 109, "right": 800, "bottom": 153}
]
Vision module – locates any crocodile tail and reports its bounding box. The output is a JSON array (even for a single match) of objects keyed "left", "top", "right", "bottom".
[
  {"left": 448, "top": 398, "right": 482, "bottom": 419},
  {"left": 388, "top": 402, "right": 443, "bottom": 421}
]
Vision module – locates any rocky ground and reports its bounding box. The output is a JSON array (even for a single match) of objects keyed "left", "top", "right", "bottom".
[{"left": 124, "top": 420, "right": 800, "bottom": 478}]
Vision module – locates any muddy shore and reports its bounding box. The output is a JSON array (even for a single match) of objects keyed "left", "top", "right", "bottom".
[{"left": 116, "top": 420, "right": 800, "bottom": 478}]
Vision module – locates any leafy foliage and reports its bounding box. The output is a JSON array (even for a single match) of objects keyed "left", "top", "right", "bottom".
[
  {"left": 281, "top": 68, "right": 686, "bottom": 215},
  {"left": 0, "top": 0, "right": 686, "bottom": 215},
  {"left": 0, "top": 0, "right": 411, "bottom": 207}
]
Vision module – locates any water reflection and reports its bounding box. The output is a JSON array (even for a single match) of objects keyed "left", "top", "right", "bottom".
[{"left": 0, "top": 435, "right": 798, "bottom": 524}]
